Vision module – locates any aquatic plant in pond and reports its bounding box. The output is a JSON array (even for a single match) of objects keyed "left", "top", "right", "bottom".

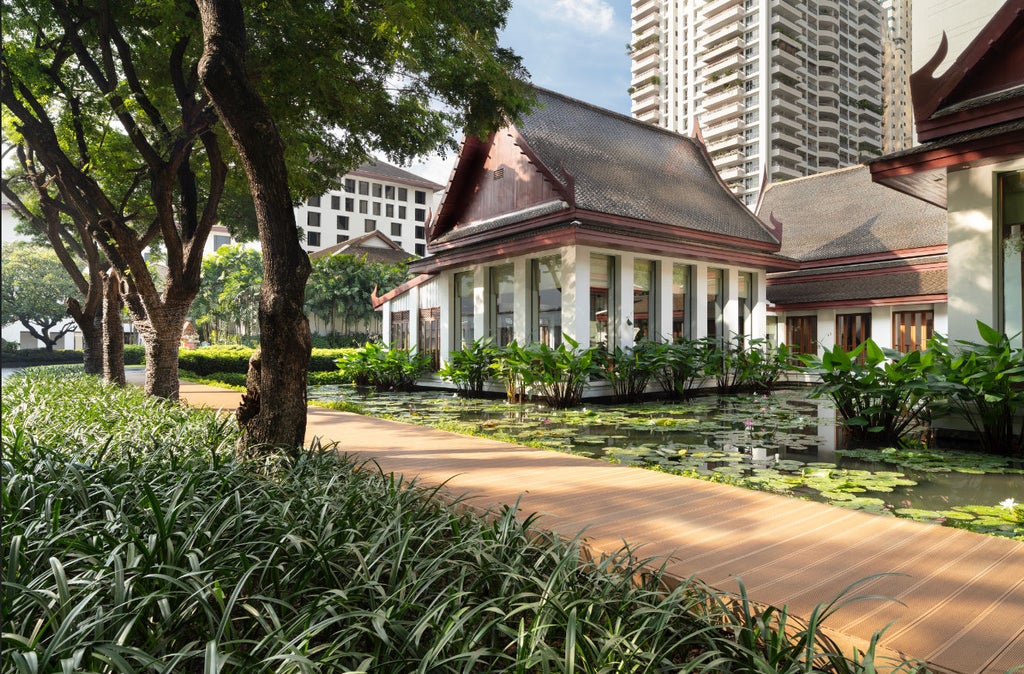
[{"left": 309, "top": 386, "right": 1024, "bottom": 539}]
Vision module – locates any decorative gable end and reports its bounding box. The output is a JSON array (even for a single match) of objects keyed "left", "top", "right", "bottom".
[{"left": 454, "top": 130, "right": 571, "bottom": 230}]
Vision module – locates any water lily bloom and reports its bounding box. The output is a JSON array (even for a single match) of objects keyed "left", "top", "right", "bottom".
[
  {"left": 999, "top": 498, "right": 1017, "bottom": 510},
  {"left": 744, "top": 419, "right": 754, "bottom": 428}
]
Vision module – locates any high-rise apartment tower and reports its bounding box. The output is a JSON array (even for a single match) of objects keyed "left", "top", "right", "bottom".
[{"left": 630, "top": 0, "right": 884, "bottom": 205}]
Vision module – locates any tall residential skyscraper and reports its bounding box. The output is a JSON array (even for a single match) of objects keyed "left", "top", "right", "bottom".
[
  {"left": 629, "top": 0, "right": 884, "bottom": 205},
  {"left": 881, "top": 0, "right": 913, "bottom": 153}
]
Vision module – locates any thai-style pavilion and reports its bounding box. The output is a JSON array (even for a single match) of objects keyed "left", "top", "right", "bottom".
[{"left": 374, "top": 87, "right": 793, "bottom": 392}]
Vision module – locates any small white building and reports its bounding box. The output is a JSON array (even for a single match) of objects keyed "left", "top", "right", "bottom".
[
  {"left": 373, "top": 88, "right": 793, "bottom": 393},
  {"left": 295, "top": 159, "right": 444, "bottom": 257}
]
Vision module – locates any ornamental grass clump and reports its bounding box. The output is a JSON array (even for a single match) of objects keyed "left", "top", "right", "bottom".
[{"left": 2, "top": 370, "right": 916, "bottom": 672}]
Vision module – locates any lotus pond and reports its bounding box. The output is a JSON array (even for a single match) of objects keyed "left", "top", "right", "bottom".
[{"left": 310, "top": 385, "right": 1024, "bottom": 539}]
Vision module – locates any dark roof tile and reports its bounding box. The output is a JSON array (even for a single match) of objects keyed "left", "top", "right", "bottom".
[{"left": 757, "top": 165, "right": 946, "bottom": 262}]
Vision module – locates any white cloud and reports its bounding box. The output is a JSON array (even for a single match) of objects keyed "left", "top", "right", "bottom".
[{"left": 533, "top": 0, "right": 617, "bottom": 35}]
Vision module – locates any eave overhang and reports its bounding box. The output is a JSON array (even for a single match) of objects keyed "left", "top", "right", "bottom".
[{"left": 410, "top": 209, "right": 794, "bottom": 276}]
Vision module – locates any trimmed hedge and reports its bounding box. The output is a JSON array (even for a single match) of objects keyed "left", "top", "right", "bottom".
[
  {"left": 1, "top": 344, "right": 145, "bottom": 367},
  {"left": 177, "top": 345, "right": 356, "bottom": 376}
]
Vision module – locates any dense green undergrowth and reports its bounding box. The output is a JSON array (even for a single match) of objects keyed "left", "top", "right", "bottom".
[{"left": 1, "top": 369, "right": 923, "bottom": 673}]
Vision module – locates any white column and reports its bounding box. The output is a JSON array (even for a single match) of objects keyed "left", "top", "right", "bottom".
[
  {"left": 818, "top": 309, "right": 836, "bottom": 355},
  {"left": 619, "top": 254, "right": 635, "bottom": 349},
  {"left": 693, "top": 262, "right": 708, "bottom": 339},
  {"left": 724, "top": 268, "right": 740, "bottom": 339},
  {"left": 514, "top": 258, "right": 529, "bottom": 344},
  {"left": 563, "top": 247, "right": 589, "bottom": 345},
  {"left": 473, "top": 266, "right": 486, "bottom": 342},
  {"left": 408, "top": 285, "right": 421, "bottom": 351},
  {"left": 658, "top": 261, "right": 673, "bottom": 342},
  {"left": 872, "top": 306, "right": 892, "bottom": 349},
  {"left": 752, "top": 272, "right": 767, "bottom": 340},
  {"left": 437, "top": 273, "right": 452, "bottom": 363},
  {"left": 382, "top": 303, "right": 391, "bottom": 345}
]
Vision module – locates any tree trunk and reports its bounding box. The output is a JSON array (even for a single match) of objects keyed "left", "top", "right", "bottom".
[
  {"left": 102, "top": 269, "right": 125, "bottom": 386},
  {"left": 197, "top": 0, "right": 311, "bottom": 454},
  {"left": 125, "top": 288, "right": 188, "bottom": 399},
  {"left": 81, "top": 306, "right": 104, "bottom": 375}
]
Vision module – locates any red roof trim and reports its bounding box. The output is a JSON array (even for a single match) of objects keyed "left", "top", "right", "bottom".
[
  {"left": 767, "top": 261, "right": 946, "bottom": 286},
  {"left": 371, "top": 273, "right": 434, "bottom": 309},
  {"left": 769, "top": 294, "right": 947, "bottom": 312}
]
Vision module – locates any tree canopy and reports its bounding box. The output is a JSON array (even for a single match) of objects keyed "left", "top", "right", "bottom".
[{"left": 1, "top": 241, "right": 83, "bottom": 350}]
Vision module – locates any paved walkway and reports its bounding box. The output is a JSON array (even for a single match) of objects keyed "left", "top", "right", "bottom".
[{"left": 173, "top": 379, "right": 1023, "bottom": 674}]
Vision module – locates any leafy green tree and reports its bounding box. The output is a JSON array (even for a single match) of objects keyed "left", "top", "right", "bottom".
[
  {"left": 306, "top": 254, "right": 408, "bottom": 337},
  {"left": 194, "top": 0, "right": 532, "bottom": 451},
  {"left": 192, "top": 244, "right": 263, "bottom": 343},
  {"left": 1, "top": 242, "right": 82, "bottom": 350}
]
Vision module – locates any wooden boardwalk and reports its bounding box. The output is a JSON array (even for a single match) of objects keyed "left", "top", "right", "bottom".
[{"left": 177, "top": 381, "right": 1023, "bottom": 674}]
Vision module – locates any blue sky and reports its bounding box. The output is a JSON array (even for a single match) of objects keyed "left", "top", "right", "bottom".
[{"left": 410, "top": 0, "right": 633, "bottom": 185}]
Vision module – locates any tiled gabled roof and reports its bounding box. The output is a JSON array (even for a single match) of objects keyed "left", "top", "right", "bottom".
[
  {"left": 514, "top": 88, "right": 779, "bottom": 245},
  {"left": 757, "top": 165, "right": 947, "bottom": 262},
  {"left": 349, "top": 159, "right": 444, "bottom": 192}
]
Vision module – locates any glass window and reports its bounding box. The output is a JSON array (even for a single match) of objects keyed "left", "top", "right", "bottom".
[
  {"left": 454, "top": 271, "right": 475, "bottom": 349},
  {"left": 386, "top": 203, "right": 394, "bottom": 217},
  {"left": 1000, "top": 171, "right": 1024, "bottom": 340},
  {"left": 385, "top": 185, "right": 395, "bottom": 199},
  {"left": 399, "top": 205, "right": 407, "bottom": 219},
  {"left": 837, "top": 312, "right": 871, "bottom": 362},
  {"left": 306, "top": 230, "right": 320, "bottom": 247},
  {"left": 331, "top": 195, "right": 340, "bottom": 210},
  {"left": 364, "top": 219, "right": 376, "bottom": 233},
  {"left": 415, "top": 190, "right": 427, "bottom": 204},
  {"left": 344, "top": 178, "right": 355, "bottom": 193},
  {"left": 358, "top": 180, "right": 369, "bottom": 195},
  {"left": 531, "top": 255, "right": 562, "bottom": 347},
  {"left": 672, "top": 264, "right": 691, "bottom": 341},
  {"left": 415, "top": 243, "right": 425, "bottom": 256},
  {"left": 415, "top": 226, "right": 425, "bottom": 239},
  {"left": 738, "top": 271, "right": 754, "bottom": 338},
  {"left": 707, "top": 268, "right": 724, "bottom": 340},
  {"left": 307, "top": 195, "right": 320, "bottom": 207},
  {"left": 786, "top": 315, "right": 817, "bottom": 361},
  {"left": 372, "top": 202, "right": 381, "bottom": 216},
  {"left": 358, "top": 200, "right": 368, "bottom": 214},
  {"left": 307, "top": 211, "right": 320, "bottom": 228},
  {"left": 415, "top": 208, "right": 426, "bottom": 222},
  {"left": 345, "top": 197, "right": 354, "bottom": 211},
  {"left": 418, "top": 307, "right": 440, "bottom": 371},
  {"left": 490, "top": 264, "right": 515, "bottom": 347},
  {"left": 590, "top": 253, "right": 616, "bottom": 351},
  {"left": 336, "top": 234, "right": 349, "bottom": 244},
  {"left": 390, "top": 222, "right": 402, "bottom": 237},
  {"left": 398, "top": 187, "right": 408, "bottom": 201},
  {"left": 337, "top": 215, "right": 349, "bottom": 230},
  {"left": 892, "top": 311, "right": 933, "bottom": 353},
  {"left": 633, "top": 259, "right": 656, "bottom": 341},
  {"left": 372, "top": 183, "right": 382, "bottom": 198},
  {"left": 390, "top": 310, "right": 409, "bottom": 349}
]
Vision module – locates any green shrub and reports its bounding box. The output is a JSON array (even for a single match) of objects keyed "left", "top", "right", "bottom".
[
  {"left": 335, "top": 342, "right": 430, "bottom": 391},
  {"left": 0, "top": 369, "right": 917, "bottom": 673},
  {"left": 2, "top": 338, "right": 17, "bottom": 354},
  {"left": 801, "top": 339, "right": 935, "bottom": 445},
  {"left": 0, "top": 347, "right": 83, "bottom": 366},
  {"left": 651, "top": 339, "right": 712, "bottom": 399},
  {"left": 123, "top": 343, "right": 146, "bottom": 365},
  {"left": 738, "top": 338, "right": 792, "bottom": 392},
  {"left": 497, "top": 336, "right": 601, "bottom": 408},
  {"left": 599, "top": 341, "right": 658, "bottom": 403},
  {"left": 439, "top": 336, "right": 498, "bottom": 395},
  {"left": 929, "top": 322, "right": 1024, "bottom": 457},
  {"left": 178, "top": 344, "right": 254, "bottom": 374}
]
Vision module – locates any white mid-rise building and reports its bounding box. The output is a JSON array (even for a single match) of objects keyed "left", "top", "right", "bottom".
[
  {"left": 295, "top": 159, "right": 444, "bottom": 258},
  {"left": 629, "top": 0, "right": 884, "bottom": 205}
]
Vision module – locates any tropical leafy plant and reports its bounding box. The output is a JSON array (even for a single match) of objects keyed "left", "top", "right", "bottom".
[
  {"left": 600, "top": 341, "right": 659, "bottom": 403},
  {"left": 928, "top": 322, "right": 1024, "bottom": 457},
  {"left": 650, "top": 339, "right": 712, "bottom": 399},
  {"left": 801, "top": 339, "right": 936, "bottom": 445},
  {"left": 335, "top": 342, "right": 430, "bottom": 391},
  {"left": 2, "top": 369, "right": 917, "bottom": 673},
  {"left": 439, "top": 336, "right": 499, "bottom": 395},
  {"left": 740, "top": 338, "right": 792, "bottom": 392},
  {"left": 497, "top": 336, "right": 602, "bottom": 408}
]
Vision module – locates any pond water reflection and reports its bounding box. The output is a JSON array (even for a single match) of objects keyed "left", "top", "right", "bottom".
[{"left": 309, "top": 385, "right": 1023, "bottom": 538}]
